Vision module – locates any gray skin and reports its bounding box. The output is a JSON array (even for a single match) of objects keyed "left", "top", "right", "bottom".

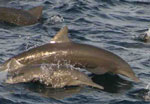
[
  {"left": 0, "top": 6, "right": 43, "bottom": 26},
  {"left": 1, "top": 26, "right": 140, "bottom": 82},
  {"left": 6, "top": 64, "right": 103, "bottom": 89}
]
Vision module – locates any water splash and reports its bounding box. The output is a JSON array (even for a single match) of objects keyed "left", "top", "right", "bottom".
[
  {"left": 146, "top": 83, "right": 150, "bottom": 89},
  {"left": 145, "top": 83, "right": 150, "bottom": 101},
  {"left": 136, "top": 28, "right": 150, "bottom": 42},
  {"left": 43, "top": 15, "right": 64, "bottom": 26}
]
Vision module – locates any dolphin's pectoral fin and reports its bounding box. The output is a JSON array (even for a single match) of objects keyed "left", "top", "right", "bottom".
[
  {"left": 50, "top": 26, "right": 71, "bottom": 43},
  {"left": 27, "top": 6, "right": 43, "bottom": 20}
]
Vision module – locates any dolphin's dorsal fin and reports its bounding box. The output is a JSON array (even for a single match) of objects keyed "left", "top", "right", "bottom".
[
  {"left": 51, "top": 26, "right": 71, "bottom": 43},
  {"left": 8, "top": 58, "right": 23, "bottom": 70},
  {"left": 27, "top": 6, "right": 43, "bottom": 20}
]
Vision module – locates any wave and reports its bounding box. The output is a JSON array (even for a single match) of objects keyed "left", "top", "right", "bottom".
[{"left": 120, "top": 0, "right": 150, "bottom": 3}]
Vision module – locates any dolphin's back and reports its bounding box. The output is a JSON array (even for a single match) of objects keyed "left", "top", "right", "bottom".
[
  {"left": 7, "top": 42, "right": 130, "bottom": 75},
  {"left": 0, "top": 7, "right": 37, "bottom": 25}
]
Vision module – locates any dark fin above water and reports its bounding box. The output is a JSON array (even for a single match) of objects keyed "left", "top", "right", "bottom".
[
  {"left": 27, "top": 6, "right": 43, "bottom": 20},
  {"left": 51, "top": 26, "right": 71, "bottom": 43}
]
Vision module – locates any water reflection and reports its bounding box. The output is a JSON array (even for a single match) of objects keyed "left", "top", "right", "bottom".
[
  {"left": 24, "top": 82, "right": 82, "bottom": 100},
  {"left": 91, "top": 73, "right": 133, "bottom": 93}
]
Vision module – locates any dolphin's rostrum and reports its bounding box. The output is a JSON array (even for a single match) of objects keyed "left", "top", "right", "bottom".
[
  {"left": 1, "top": 26, "right": 140, "bottom": 82},
  {"left": 0, "top": 6, "right": 43, "bottom": 26}
]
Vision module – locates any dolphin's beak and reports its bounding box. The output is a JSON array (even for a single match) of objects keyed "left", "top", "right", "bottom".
[
  {"left": 117, "top": 69, "right": 141, "bottom": 83},
  {"left": 90, "top": 82, "right": 104, "bottom": 90},
  {"left": 124, "top": 72, "right": 141, "bottom": 83},
  {"left": 83, "top": 81, "right": 104, "bottom": 90},
  {"left": 131, "top": 75, "right": 141, "bottom": 83}
]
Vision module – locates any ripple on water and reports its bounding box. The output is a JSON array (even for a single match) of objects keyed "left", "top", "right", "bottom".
[{"left": 0, "top": 0, "right": 150, "bottom": 104}]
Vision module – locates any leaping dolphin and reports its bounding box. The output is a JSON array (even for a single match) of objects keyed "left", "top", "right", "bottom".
[
  {"left": 0, "top": 6, "right": 43, "bottom": 26},
  {"left": 6, "top": 61, "right": 103, "bottom": 89},
  {"left": 0, "top": 26, "right": 140, "bottom": 82}
]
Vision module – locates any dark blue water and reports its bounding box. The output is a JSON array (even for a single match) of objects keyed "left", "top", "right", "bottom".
[{"left": 0, "top": 0, "right": 150, "bottom": 103}]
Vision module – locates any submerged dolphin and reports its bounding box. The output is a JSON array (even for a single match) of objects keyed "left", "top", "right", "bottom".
[
  {"left": 128, "top": 88, "right": 150, "bottom": 101},
  {"left": 1, "top": 26, "right": 140, "bottom": 82},
  {"left": 6, "top": 62, "right": 103, "bottom": 89},
  {"left": 0, "top": 6, "right": 43, "bottom": 26}
]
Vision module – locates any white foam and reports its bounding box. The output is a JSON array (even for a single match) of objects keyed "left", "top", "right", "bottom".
[
  {"left": 145, "top": 83, "right": 150, "bottom": 101},
  {"left": 146, "top": 83, "right": 150, "bottom": 89},
  {"left": 145, "top": 28, "right": 150, "bottom": 36}
]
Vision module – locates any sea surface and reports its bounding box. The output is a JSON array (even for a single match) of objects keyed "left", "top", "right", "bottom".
[{"left": 0, "top": 0, "right": 150, "bottom": 104}]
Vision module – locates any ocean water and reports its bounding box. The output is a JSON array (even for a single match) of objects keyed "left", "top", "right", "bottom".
[{"left": 0, "top": 0, "right": 150, "bottom": 104}]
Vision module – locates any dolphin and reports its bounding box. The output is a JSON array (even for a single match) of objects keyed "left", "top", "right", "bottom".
[
  {"left": 0, "top": 6, "right": 43, "bottom": 26},
  {"left": 0, "top": 26, "right": 140, "bottom": 82},
  {"left": 5, "top": 61, "right": 103, "bottom": 89}
]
